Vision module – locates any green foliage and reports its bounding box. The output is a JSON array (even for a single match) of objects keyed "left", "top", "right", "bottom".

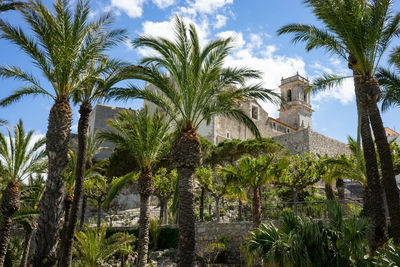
[
  {"left": 100, "top": 106, "right": 171, "bottom": 172},
  {"left": 223, "top": 154, "right": 286, "bottom": 190},
  {"left": 244, "top": 202, "right": 369, "bottom": 267},
  {"left": 0, "top": 0, "right": 126, "bottom": 105},
  {"left": 153, "top": 168, "right": 177, "bottom": 199},
  {"left": 210, "top": 138, "right": 284, "bottom": 165},
  {"left": 73, "top": 225, "right": 134, "bottom": 267},
  {"left": 107, "top": 146, "right": 139, "bottom": 178},
  {"left": 4, "top": 237, "right": 23, "bottom": 267},
  {"left": 106, "top": 226, "right": 179, "bottom": 249},
  {"left": 199, "top": 235, "right": 230, "bottom": 264},
  {"left": 111, "top": 17, "right": 280, "bottom": 137},
  {"left": 274, "top": 153, "right": 326, "bottom": 197},
  {"left": 0, "top": 120, "right": 46, "bottom": 185},
  {"left": 104, "top": 172, "right": 139, "bottom": 208},
  {"left": 149, "top": 218, "right": 162, "bottom": 249}
]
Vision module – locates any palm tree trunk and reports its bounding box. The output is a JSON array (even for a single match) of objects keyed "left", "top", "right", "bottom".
[
  {"left": 293, "top": 189, "right": 298, "bottom": 216},
  {"left": 137, "top": 171, "right": 155, "bottom": 267},
  {"left": 325, "top": 183, "right": 335, "bottom": 200},
  {"left": 59, "top": 102, "right": 91, "bottom": 267},
  {"left": 215, "top": 196, "right": 220, "bottom": 222},
  {"left": 0, "top": 181, "right": 20, "bottom": 267},
  {"left": 57, "top": 194, "right": 72, "bottom": 267},
  {"left": 252, "top": 187, "right": 261, "bottom": 227},
  {"left": 199, "top": 188, "right": 205, "bottom": 222},
  {"left": 159, "top": 198, "right": 164, "bottom": 223},
  {"left": 33, "top": 98, "right": 71, "bottom": 267},
  {"left": 79, "top": 157, "right": 92, "bottom": 230},
  {"left": 20, "top": 219, "right": 36, "bottom": 267},
  {"left": 97, "top": 201, "right": 102, "bottom": 230},
  {"left": 356, "top": 86, "right": 387, "bottom": 250},
  {"left": 238, "top": 198, "right": 243, "bottom": 220},
  {"left": 79, "top": 195, "right": 87, "bottom": 229},
  {"left": 171, "top": 126, "right": 201, "bottom": 267},
  {"left": 365, "top": 80, "right": 400, "bottom": 244},
  {"left": 336, "top": 179, "right": 345, "bottom": 200},
  {"left": 163, "top": 199, "right": 168, "bottom": 225}
]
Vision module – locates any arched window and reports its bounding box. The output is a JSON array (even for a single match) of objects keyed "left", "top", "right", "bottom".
[{"left": 287, "top": 90, "right": 292, "bottom": 101}]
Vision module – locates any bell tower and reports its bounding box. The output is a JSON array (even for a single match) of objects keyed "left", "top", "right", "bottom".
[{"left": 278, "top": 73, "right": 313, "bottom": 129}]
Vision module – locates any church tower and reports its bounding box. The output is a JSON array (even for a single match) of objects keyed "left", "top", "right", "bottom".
[{"left": 278, "top": 73, "right": 313, "bottom": 129}]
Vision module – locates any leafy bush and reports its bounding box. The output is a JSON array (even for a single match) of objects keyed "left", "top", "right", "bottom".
[
  {"left": 73, "top": 225, "right": 134, "bottom": 267},
  {"left": 244, "top": 201, "right": 369, "bottom": 266},
  {"left": 106, "top": 226, "right": 179, "bottom": 250},
  {"left": 199, "top": 235, "right": 230, "bottom": 264}
]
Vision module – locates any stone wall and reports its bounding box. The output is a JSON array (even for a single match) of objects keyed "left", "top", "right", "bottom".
[
  {"left": 272, "top": 128, "right": 311, "bottom": 154},
  {"left": 272, "top": 128, "right": 350, "bottom": 156},
  {"left": 309, "top": 130, "right": 350, "bottom": 156},
  {"left": 195, "top": 222, "right": 253, "bottom": 264}
]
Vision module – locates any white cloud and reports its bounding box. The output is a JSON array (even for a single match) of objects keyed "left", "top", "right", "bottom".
[
  {"left": 311, "top": 77, "right": 354, "bottom": 105},
  {"left": 249, "top": 34, "right": 263, "bottom": 49},
  {"left": 138, "top": 17, "right": 211, "bottom": 56},
  {"left": 190, "top": 0, "right": 233, "bottom": 14},
  {"left": 310, "top": 61, "right": 355, "bottom": 105},
  {"left": 107, "top": 0, "right": 176, "bottom": 18},
  {"left": 217, "top": 31, "right": 245, "bottom": 49},
  {"left": 108, "top": 0, "right": 146, "bottom": 18},
  {"left": 214, "top": 14, "right": 227, "bottom": 29},
  {"left": 152, "top": 0, "right": 175, "bottom": 8}
]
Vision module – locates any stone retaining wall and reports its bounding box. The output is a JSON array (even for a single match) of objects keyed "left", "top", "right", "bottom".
[{"left": 195, "top": 222, "right": 253, "bottom": 264}]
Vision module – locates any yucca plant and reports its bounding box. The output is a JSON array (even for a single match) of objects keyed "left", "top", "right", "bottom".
[
  {"left": 100, "top": 106, "right": 171, "bottom": 267},
  {"left": 0, "top": 1, "right": 125, "bottom": 264},
  {"left": 73, "top": 225, "right": 133, "bottom": 267},
  {"left": 111, "top": 16, "right": 280, "bottom": 266},
  {"left": 0, "top": 120, "right": 46, "bottom": 267}
]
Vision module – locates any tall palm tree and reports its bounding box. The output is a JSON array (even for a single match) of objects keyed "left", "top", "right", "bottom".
[
  {"left": 100, "top": 107, "right": 171, "bottom": 267},
  {"left": 222, "top": 154, "right": 286, "bottom": 227},
  {"left": 111, "top": 17, "right": 279, "bottom": 266},
  {"left": 277, "top": 0, "right": 400, "bottom": 248},
  {"left": 59, "top": 58, "right": 128, "bottom": 267},
  {"left": 0, "top": 120, "right": 46, "bottom": 267},
  {"left": 0, "top": 1, "right": 125, "bottom": 264}
]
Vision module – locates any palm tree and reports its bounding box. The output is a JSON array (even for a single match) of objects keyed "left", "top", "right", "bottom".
[
  {"left": 59, "top": 58, "right": 128, "bottom": 267},
  {"left": 80, "top": 131, "right": 106, "bottom": 229},
  {"left": 0, "top": 120, "right": 46, "bottom": 267},
  {"left": 222, "top": 154, "right": 286, "bottom": 227},
  {"left": 0, "top": 1, "right": 125, "bottom": 264},
  {"left": 244, "top": 203, "right": 369, "bottom": 267},
  {"left": 100, "top": 107, "right": 171, "bottom": 267},
  {"left": 111, "top": 17, "right": 279, "bottom": 266},
  {"left": 18, "top": 174, "right": 45, "bottom": 267},
  {"left": 73, "top": 225, "right": 133, "bottom": 267},
  {"left": 0, "top": 0, "right": 26, "bottom": 13},
  {"left": 277, "top": 0, "right": 400, "bottom": 248},
  {"left": 376, "top": 49, "right": 400, "bottom": 112}
]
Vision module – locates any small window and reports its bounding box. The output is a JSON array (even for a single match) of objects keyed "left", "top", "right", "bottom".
[
  {"left": 251, "top": 106, "right": 259, "bottom": 120},
  {"left": 304, "top": 92, "right": 307, "bottom": 102},
  {"left": 226, "top": 132, "right": 230, "bottom": 139},
  {"left": 287, "top": 90, "right": 292, "bottom": 101},
  {"left": 287, "top": 129, "right": 290, "bottom": 133}
]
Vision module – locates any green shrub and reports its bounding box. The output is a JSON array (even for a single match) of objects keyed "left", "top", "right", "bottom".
[{"left": 106, "top": 226, "right": 179, "bottom": 250}]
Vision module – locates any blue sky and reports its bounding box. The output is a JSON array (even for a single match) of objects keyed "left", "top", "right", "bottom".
[{"left": 1, "top": 0, "right": 400, "bottom": 143}]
